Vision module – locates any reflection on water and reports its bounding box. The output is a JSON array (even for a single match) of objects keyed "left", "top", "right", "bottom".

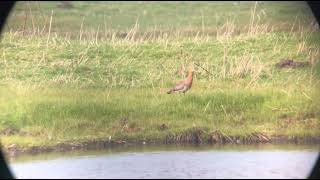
[{"left": 7, "top": 144, "right": 320, "bottom": 179}]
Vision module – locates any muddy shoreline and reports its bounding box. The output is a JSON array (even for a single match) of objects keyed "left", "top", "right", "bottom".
[{"left": 2, "top": 132, "right": 320, "bottom": 158}]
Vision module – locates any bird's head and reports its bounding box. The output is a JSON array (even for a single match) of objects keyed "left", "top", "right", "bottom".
[{"left": 188, "top": 63, "right": 195, "bottom": 74}]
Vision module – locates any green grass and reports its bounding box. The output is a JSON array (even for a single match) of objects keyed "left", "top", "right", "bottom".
[
  {"left": 0, "top": 85, "right": 318, "bottom": 148},
  {"left": 3, "top": 1, "right": 316, "bottom": 38},
  {"left": 1, "top": 31, "right": 319, "bottom": 148},
  {"left": 0, "top": 1, "right": 319, "bottom": 149}
]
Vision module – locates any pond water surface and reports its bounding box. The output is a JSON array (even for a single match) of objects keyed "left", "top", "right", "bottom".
[{"left": 7, "top": 143, "right": 320, "bottom": 179}]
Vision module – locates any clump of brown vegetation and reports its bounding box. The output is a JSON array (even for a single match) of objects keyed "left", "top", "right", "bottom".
[
  {"left": 276, "top": 59, "right": 311, "bottom": 68},
  {"left": 159, "top": 123, "right": 169, "bottom": 131},
  {"left": 0, "top": 127, "right": 19, "bottom": 136},
  {"left": 164, "top": 128, "right": 271, "bottom": 145},
  {"left": 57, "top": 1, "right": 74, "bottom": 9}
]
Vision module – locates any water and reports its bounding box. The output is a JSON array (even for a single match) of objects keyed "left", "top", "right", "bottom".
[{"left": 6, "top": 144, "right": 320, "bottom": 179}]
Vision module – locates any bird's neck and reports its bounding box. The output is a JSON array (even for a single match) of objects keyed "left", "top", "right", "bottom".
[{"left": 187, "top": 71, "right": 193, "bottom": 83}]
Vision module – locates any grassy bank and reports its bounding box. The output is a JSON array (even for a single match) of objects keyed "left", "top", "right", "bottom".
[
  {"left": 0, "top": 1, "right": 320, "bottom": 154},
  {"left": 1, "top": 31, "right": 320, "bottom": 150}
]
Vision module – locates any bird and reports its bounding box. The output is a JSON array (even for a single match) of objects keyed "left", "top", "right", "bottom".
[{"left": 167, "top": 64, "right": 194, "bottom": 94}]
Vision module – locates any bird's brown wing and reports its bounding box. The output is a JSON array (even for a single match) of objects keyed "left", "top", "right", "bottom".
[
  {"left": 167, "top": 80, "right": 186, "bottom": 94},
  {"left": 172, "top": 81, "right": 186, "bottom": 91},
  {"left": 175, "top": 80, "right": 185, "bottom": 86}
]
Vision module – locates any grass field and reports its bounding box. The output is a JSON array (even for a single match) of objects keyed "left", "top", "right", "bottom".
[
  {"left": 3, "top": 1, "right": 318, "bottom": 41},
  {"left": 0, "top": 1, "right": 319, "bottom": 151}
]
